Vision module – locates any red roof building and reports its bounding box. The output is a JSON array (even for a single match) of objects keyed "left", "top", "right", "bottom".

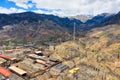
[
  {"left": 0, "top": 54, "right": 12, "bottom": 60},
  {"left": 0, "top": 66, "right": 12, "bottom": 77}
]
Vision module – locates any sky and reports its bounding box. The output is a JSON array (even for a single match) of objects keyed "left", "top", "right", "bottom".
[{"left": 0, "top": 0, "right": 120, "bottom": 16}]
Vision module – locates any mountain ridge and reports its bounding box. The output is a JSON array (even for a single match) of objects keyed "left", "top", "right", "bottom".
[{"left": 0, "top": 11, "right": 120, "bottom": 45}]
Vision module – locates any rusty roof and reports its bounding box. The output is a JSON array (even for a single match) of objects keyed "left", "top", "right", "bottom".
[
  {"left": 0, "top": 66, "right": 12, "bottom": 77},
  {"left": 0, "top": 54, "right": 12, "bottom": 60}
]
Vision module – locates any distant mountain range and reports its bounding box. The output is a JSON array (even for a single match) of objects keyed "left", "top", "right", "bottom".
[
  {"left": 0, "top": 11, "right": 119, "bottom": 44},
  {"left": 0, "top": 12, "right": 82, "bottom": 44},
  {"left": 69, "top": 15, "right": 93, "bottom": 23},
  {"left": 0, "top": 12, "right": 82, "bottom": 30},
  {"left": 86, "top": 13, "right": 114, "bottom": 24},
  {"left": 79, "top": 13, "right": 116, "bottom": 30},
  {"left": 101, "top": 12, "right": 120, "bottom": 25}
]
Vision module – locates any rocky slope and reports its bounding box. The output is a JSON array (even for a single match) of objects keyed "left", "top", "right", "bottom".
[{"left": 50, "top": 24, "right": 120, "bottom": 80}]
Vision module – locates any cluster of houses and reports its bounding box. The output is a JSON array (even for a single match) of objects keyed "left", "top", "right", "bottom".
[
  {"left": 1, "top": 45, "right": 117, "bottom": 80},
  {"left": 0, "top": 54, "right": 23, "bottom": 80},
  {"left": 0, "top": 50, "right": 72, "bottom": 80}
]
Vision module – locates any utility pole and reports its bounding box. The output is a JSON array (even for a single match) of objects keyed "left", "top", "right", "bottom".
[{"left": 73, "top": 22, "right": 76, "bottom": 41}]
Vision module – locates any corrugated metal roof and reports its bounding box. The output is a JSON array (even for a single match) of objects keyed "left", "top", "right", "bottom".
[
  {"left": 9, "top": 66, "right": 27, "bottom": 76},
  {"left": 35, "top": 51, "right": 42, "bottom": 54},
  {"left": 28, "top": 54, "right": 40, "bottom": 59},
  {"left": 28, "top": 54, "right": 47, "bottom": 61},
  {"left": 36, "top": 59, "right": 46, "bottom": 65},
  {"left": 8, "top": 74, "right": 25, "bottom": 80},
  {"left": 0, "top": 54, "right": 12, "bottom": 60},
  {"left": 0, "top": 58, "right": 6, "bottom": 64},
  {"left": 51, "top": 63, "right": 69, "bottom": 73},
  {"left": 0, "top": 66, "right": 12, "bottom": 77}
]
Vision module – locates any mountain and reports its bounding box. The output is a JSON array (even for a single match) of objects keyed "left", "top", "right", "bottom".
[
  {"left": 0, "top": 11, "right": 120, "bottom": 45},
  {"left": 78, "top": 13, "right": 115, "bottom": 31},
  {"left": 85, "top": 13, "right": 115, "bottom": 25},
  {"left": 69, "top": 15, "right": 93, "bottom": 23},
  {"left": 0, "top": 12, "right": 82, "bottom": 30},
  {"left": 101, "top": 12, "right": 120, "bottom": 25},
  {"left": 0, "top": 12, "right": 83, "bottom": 45},
  {"left": 86, "top": 12, "right": 120, "bottom": 28}
]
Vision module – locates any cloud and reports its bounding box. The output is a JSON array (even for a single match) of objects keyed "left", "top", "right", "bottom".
[
  {"left": 8, "top": 0, "right": 34, "bottom": 9},
  {"left": 33, "top": 9, "right": 63, "bottom": 16},
  {"left": 0, "top": 7, "right": 25, "bottom": 14},
  {"left": 31, "top": 0, "right": 120, "bottom": 16},
  {"left": 5, "top": 0, "right": 120, "bottom": 16}
]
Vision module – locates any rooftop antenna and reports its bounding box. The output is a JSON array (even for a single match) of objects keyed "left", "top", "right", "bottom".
[{"left": 73, "top": 22, "right": 76, "bottom": 41}]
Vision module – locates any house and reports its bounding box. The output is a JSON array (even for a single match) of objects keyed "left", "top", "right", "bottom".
[
  {"left": 0, "top": 58, "right": 7, "bottom": 66},
  {"left": 8, "top": 74, "right": 25, "bottom": 80},
  {"left": 28, "top": 54, "right": 40, "bottom": 59},
  {"left": 36, "top": 59, "right": 56, "bottom": 67},
  {"left": 12, "top": 58, "right": 47, "bottom": 77},
  {"left": 51, "top": 63, "right": 69, "bottom": 73},
  {"left": 0, "top": 66, "right": 12, "bottom": 78},
  {"left": 36, "top": 58, "right": 60, "bottom": 67},
  {"left": 49, "top": 58, "right": 59, "bottom": 62},
  {"left": 28, "top": 54, "right": 47, "bottom": 61},
  {"left": 0, "top": 54, "right": 12, "bottom": 60},
  {"left": 36, "top": 59, "right": 47, "bottom": 65},
  {"left": 35, "top": 51, "right": 44, "bottom": 56},
  {"left": 0, "top": 54, "right": 17, "bottom": 66},
  {"left": 9, "top": 66, "right": 27, "bottom": 76}
]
